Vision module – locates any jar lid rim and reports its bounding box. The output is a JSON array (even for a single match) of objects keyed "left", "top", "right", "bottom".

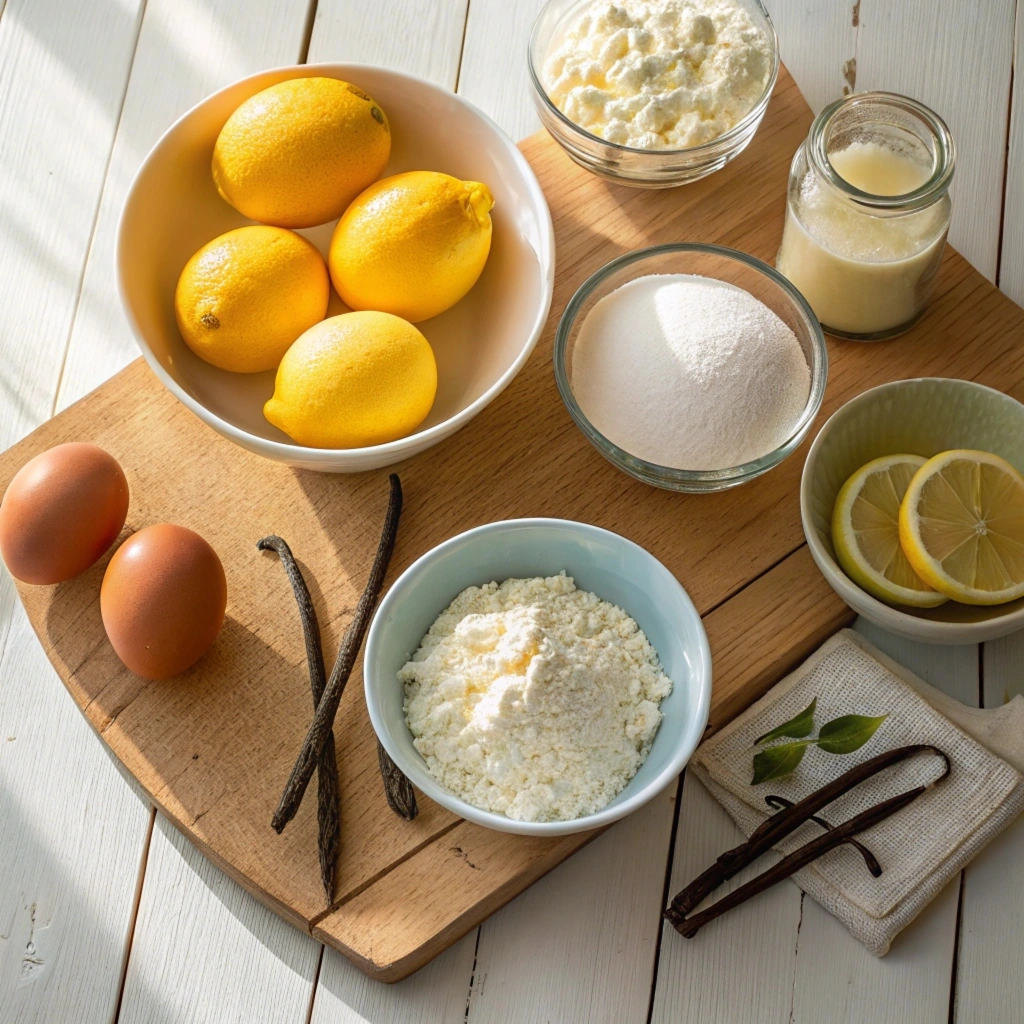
[{"left": 808, "top": 91, "right": 956, "bottom": 210}]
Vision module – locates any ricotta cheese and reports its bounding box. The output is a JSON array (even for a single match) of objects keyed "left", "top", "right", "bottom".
[
  {"left": 400, "top": 574, "right": 672, "bottom": 823},
  {"left": 542, "top": 0, "right": 772, "bottom": 150}
]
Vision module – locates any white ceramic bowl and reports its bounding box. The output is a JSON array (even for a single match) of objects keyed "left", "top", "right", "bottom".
[
  {"left": 364, "top": 519, "right": 713, "bottom": 836},
  {"left": 118, "top": 64, "right": 555, "bottom": 472},
  {"left": 801, "top": 377, "right": 1024, "bottom": 644}
]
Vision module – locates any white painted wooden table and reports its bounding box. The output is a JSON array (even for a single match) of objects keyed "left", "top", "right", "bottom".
[{"left": 2, "top": 1, "right": 1023, "bottom": 1021}]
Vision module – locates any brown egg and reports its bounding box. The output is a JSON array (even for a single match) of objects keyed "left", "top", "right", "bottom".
[
  {"left": 0, "top": 442, "right": 129, "bottom": 585},
  {"left": 101, "top": 523, "right": 227, "bottom": 680}
]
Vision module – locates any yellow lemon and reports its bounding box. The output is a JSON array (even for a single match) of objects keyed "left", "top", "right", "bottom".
[
  {"left": 264, "top": 312, "right": 437, "bottom": 448},
  {"left": 832, "top": 454, "right": 947, "bottom": 608},
  {"left": 174, "top": 226, "right": 329, "bottom": 373},
  {"left": 899, "top": 449, "right": 1024, "bottom": 605},
  {"left": 329, "top": 171, "right": 493, "bottom": 322},
  {"left": 212, "top": 77, "right": 390, "bottom": 228}
]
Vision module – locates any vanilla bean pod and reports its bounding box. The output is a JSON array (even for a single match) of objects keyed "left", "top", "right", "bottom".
[
  {"left": 272, "top": 474, "right": 404, "bottom": 834},
  {"left": 669, "top": 744, "right": 948, "bottom": 918},
  {"left": 665, "top": 745, "right": 951, "bottom": 936},
  {"left": 763, "top": 795, "right": 881, "bottom": 877},
  {"left": 258, "top": 535, "right": 340, "bottom": 900},
  {"left": 667, "top": 779, "right": 942, "bottom": 938},
  {"left": 377, "top": 740, "right": 418, "bottom": 819}
]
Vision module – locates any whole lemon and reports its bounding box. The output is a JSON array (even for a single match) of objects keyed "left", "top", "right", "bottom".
[
  {"left": 328, "top": 171, "right": 494, "bottom": 322},
  {"left": 212, "top": 77, "right": 390, "bottom": 228},
  {"left": 264, "top": 312, "right": 437, "bottom": 448},
  {"left": 174, "top": 226, "right": 329, "bottom": 373}
]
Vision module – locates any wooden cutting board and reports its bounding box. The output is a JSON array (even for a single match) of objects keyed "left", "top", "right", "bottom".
[{"left": 2, "top": 66, "right": 1023, "bottom": 982}]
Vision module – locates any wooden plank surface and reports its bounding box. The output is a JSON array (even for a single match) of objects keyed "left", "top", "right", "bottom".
[
  {"left": 703, "top": 547, "right": 853, "bottom": 733},
  {"left": 118, "top": 816, "right": 321, "bottom": 1024},
  {"left": 458, "top": 0, "right": 547, "bottom": 143},
  {"left": 764, "top": 0, "right": 856, "bottom": 115},
  {"left": 952, "top": 639, "right": 1024, "bottom": 1023},
  {"left": 650, "top": 773, "right": 803, "bottom": 1024},
  {"left": 3, "top": 0, "right": 1024, "bottom": 1016},
  {"left": 465, "top": 788, "right": 675, "bottom": 1024},
  {"left": 307, "top": 0, "right": 468, "bottom": 86},
  {"left": 311, "top": 934, "right": 476, "bottom": 1024},
  {"left": 0, "top": 1, "right": 153, "bottom": 1020}
]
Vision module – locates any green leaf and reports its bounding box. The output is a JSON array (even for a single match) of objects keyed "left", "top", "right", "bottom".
[
  {"left": 754, "top": 697, "right": 817, "bottom": 746},
  {"left": 815, "top": 714, "right": 888, "bottom": 755},
  {"left": 751, "top": 742, "right": 807, "bottom": 785}
]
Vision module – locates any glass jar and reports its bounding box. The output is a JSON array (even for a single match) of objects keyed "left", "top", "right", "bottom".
[{"left": 776, "top": 92, "right": 955, "bottom": 340}]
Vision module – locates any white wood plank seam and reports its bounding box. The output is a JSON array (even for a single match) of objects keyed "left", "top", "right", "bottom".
[
  {"left": 643, "top": 773, "right": 688, "bottom": 1024},
  {"left": 462, "top": 926, "right": 484, "bottom": 1020},
  {"left": 790, "top": 893, "right": 806, "bottom": 1018},
  {"left": 112, "top": 807, "right": 156, "bottom": 1023},
  {"left": 452, "top": 0, "right": 472, "bottom": 92},
  {"left": 946, "top": 641, "right": 980, "bottom": 1023},
  {"left": 995, "top": 0, "right": 1021, "bottom": 290},
  {"left": 946, "top": 872, "right": 965, "bottom": 1022},
  {"left": 299, "top": 0, "right": 319, "bottom": 64},
  {"left": 303, "top": 945, "right": 326, "bottom": 1024}
]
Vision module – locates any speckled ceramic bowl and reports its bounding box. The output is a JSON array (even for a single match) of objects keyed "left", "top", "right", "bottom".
[{"left": 801, "top": 378, "right": 1024, "bottom": 644}]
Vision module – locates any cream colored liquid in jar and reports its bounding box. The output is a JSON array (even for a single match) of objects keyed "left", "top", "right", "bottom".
[{"left": 777, "top": 141, "right": 950, "bottom": 337}]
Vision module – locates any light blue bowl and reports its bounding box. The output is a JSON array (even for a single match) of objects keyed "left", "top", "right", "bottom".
[{"left": 364, "top": 519, "right": 712, "bottom": 836}]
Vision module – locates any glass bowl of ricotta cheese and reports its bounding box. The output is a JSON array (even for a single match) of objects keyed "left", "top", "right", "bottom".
[
  {"left": 529, "top": 0, "right": 780, "bottom": 187},
  {"left": 554, "top": 243, "right": 827, "bottom": 491}
]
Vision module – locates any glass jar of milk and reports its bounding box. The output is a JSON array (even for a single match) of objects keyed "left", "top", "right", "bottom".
[{"left": 776, "top": 92, "right": 955, "bottom": 340}]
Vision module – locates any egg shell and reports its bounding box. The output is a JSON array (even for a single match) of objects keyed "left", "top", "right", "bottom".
[
  {"left": 0, "top": 442, "right": 129, "bottom": 585},
  {"left": 101, "top": 523, "right": 227, "bottom": 681}
]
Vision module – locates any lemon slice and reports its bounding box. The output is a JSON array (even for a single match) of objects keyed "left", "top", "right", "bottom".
[
  {"left": 899, "top": 450, "right": 1024, "bottom": 605},
  {"left": 832, "top": 454, "right": 948, "bottom": 607}
]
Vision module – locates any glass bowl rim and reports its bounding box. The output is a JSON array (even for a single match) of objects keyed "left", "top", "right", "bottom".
[
  {"left": 527, "top": 0, "right": 781, "bottom": 159},
  {"left": 553, "top": 242, "right": 829, "bottom": 486},
  {"left": 808, "top": 91, "right": 956, "bottom": 211}
]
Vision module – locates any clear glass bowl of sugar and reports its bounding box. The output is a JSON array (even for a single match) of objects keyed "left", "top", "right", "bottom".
[{"left": 554, "top": 244, "right": 828, "bottom": 492}]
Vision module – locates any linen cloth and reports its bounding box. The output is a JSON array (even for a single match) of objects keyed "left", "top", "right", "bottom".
[{"left": 689, "top": 628, "right": 1024, "bottom": 954}]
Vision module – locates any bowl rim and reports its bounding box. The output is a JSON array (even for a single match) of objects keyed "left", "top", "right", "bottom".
[
  {"left": 800, "top": 376, "right": 1024, "bottom": 642},
  {"left": 553, "top": 242, "right": 828, "bottom": 488},
  {"left": 116, "top": 61, "right": 556, "bottom": 466},
  {"left": 527, "top": 0, "right": 780, "bottom": 158},
  {"left": 363, "top": 517, "right": 713, "bottom": 836}
]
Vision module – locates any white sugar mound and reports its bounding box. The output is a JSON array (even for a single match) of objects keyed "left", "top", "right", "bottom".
[{"left": 571, "top": 274, "right": 811, "bottom": 470}]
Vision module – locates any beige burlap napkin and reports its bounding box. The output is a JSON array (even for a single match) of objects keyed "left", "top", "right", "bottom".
[{"left": 690, "top": 628, "right": 1024, "bottom": 955}]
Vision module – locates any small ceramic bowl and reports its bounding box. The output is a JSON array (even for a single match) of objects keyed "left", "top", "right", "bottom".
[
  {"left": 118, "top": 64, "right": 555, "bottom": 472},
  {"left": 553, "top": 244, "right": 827, "bottom": 492},
  {"left": 364, "top": 518, "right": 712, "bottom": 836},
  {"left": 801, "top": 377, "right": 1024, "bottom": 644},
  {"left": 528, "top": 0, "right": 779, "bottom": 187}
]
